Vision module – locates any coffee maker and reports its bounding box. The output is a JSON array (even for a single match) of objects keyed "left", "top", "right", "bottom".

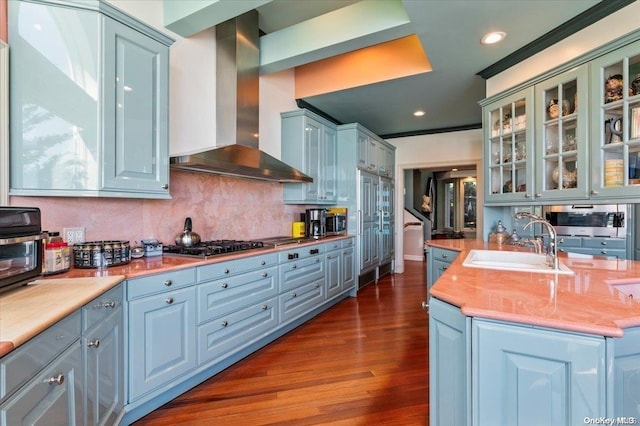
[{"left": 305, "top": 208, "right": 327, "bottom": 239}]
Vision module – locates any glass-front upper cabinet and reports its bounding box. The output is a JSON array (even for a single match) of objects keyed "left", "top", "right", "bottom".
[
  {"left": 534, "top": 65, "right": 589, "bottom": 201},
  {"left": 483, "top": 88, "right": 534, "bottom": 204},
  {"left": 590, "top": 40, "right": 640, "bottom": 199}
]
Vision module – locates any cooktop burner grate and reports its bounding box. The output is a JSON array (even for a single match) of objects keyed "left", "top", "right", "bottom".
[{"left": 163, "top": 240, "right": 266, "bottom": 258}]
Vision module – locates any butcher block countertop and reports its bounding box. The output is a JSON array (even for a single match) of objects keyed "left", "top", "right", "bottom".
[
  {"left": 0, "top": 235, "right": 351, "bottom": 358},
  {"left": 0, "top": 276, "right": 125, "bottom": 357},
  {"left": 427, "top": 239, "right": 640, "bottom": 338}
]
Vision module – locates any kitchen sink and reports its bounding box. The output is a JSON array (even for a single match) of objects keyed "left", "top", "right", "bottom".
[
  {"left": 607, "top": 279, "right": 640, "bottom": 301},
  {"left": 462, "top": 249, "right": 574, "bottom": 275}
]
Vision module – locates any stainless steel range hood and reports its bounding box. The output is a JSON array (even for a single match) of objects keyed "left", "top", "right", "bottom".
[{"left": 170, "top": 11, "right": 312, "bottom": 183}]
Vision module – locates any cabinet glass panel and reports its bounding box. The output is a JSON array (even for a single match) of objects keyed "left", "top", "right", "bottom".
[
  {"left": 541, "top": 78, "right": 579, "bottom": 192},
  {"left": 488, "top": 98, "right": 527, "bottom": 195},
  {"left": 597, "top": 51, "right": 640, "bottom": 188}
]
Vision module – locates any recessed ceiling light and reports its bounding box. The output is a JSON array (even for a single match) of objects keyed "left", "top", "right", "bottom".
[
  {"left": 481, "top": 31, "right": 506, "bottom": 45},
  {"left": 413, "top": 110, "right": 425, "bottom": 117}
]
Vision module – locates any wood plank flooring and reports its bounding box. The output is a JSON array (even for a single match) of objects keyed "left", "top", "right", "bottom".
[{"left": 133, "top": 260, "right": 429, "bottom": 425}]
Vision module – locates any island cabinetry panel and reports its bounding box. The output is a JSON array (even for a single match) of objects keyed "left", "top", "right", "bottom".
[
  {"left": 612, "top": 327, "right": 640, "bottom": 418},
  {"left": 8, "top": 0, "right": 172, "bottom": 199},
  {"left": 426, "top": 247, "right": 459, "bottom": 290},
  {"left": 546, "top": 236, "right": 627, "bottom": 258},
  {"left": 127, "top": 272, "right": 196, "bottom": 401},
  {"left": 281, "top": 109, "right": 337, "bottom": 204},
  {"left": 472, "top": 320, "right": 606, "bottom": 426},
  {"left": 82, "top": 285, "right": 124, "bottom": 426},
  {"left": 429, "top": 297, "right": 471, "bottom": 426}
]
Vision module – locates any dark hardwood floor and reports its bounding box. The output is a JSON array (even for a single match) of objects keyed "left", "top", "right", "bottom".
[{"left": 133, "top": 260, "right": 429, "bottom": 425}]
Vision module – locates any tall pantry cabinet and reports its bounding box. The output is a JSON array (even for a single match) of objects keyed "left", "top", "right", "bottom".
[{"left": 336, "top": 122, "right": 396, "bottom": 288}]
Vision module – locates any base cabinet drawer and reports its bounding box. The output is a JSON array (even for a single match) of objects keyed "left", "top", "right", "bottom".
[
  {"left": 197, "top": 297, "right": 278, "bottom": 365},
  {"left": 1, "top": 343, "right": 83, "bottom": 426},
  {"left": 279, "top": 278, "right": 325, "bottom": 324},
  {"left": 128, "top": 286, "right": 196, "bottom": 401},
  {"left": 1, "top": 311, "right": 81, "bottom": 403}
]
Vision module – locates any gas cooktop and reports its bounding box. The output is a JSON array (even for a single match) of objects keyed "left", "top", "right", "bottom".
[{"left": 163, "top": 240, "right": 267, "bottom": 258}]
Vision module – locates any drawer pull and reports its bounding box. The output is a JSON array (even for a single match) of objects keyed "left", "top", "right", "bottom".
[
  {"left": 442, "top": 266, "right": 448, "bottom": 271},
  {"left": 261, "top": 260, "right": 266, "bottom": 265},
  {"left": 221, "top": 320, "right": 228, "bottom": 327},
  {"left": 292, "top": 293, "right": 297, "bottom": 298},
  {"left": 292, "top": 264, "right": 297, "bottom": 269},
  {"left": 559, "top": 238, "right": 565, "bottom": 244},
  {"left": 224, "top": 269, "right": 230, "bottom": 274},
  {"left": 101, "top": 301, "right": 116, "bottom": 309},
  {"left": 601, "top": 241, "right": 607, "bottom": 246},
  {"left": 88, "top": 339, "right": 100, "bottom": 348},
  {"left": 166, "top": 297, "right": 174, "bottom": 304},
  {"left": 221, "top": 283, "right": 228, "bottom": 289},
  {"left": 310, "top": 248, "right": 319, "bottom": 255},
  {"left": 262, "top": 272, "right": 268, "bottom": 277},
  {"left": 601, "top": 250, "right": 608, "bottom": 255},
  {"left": 45, "top": 373, "right": 64, "bottom": 386},
  {"left": 164, "top": 280, "right": 172, "bottom": 287},
  {"left": 261, "top": 305, "right": 268, "bottom": 310}
]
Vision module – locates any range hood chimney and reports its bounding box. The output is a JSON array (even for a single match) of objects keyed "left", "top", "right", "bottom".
[{"left": 170, "top": 11, "right": 312, "bottom": 183}]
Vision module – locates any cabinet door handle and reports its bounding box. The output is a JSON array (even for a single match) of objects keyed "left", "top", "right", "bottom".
[
  {"left": 421, "top": 301, "right": 429, "bottom": 312},
  {"left": 442, "top": 266, "right": 448, "bottom": 271},
  {"left": 162, "top": 184, "right": 169, "bottom": 190},
  {"left": 165, "top": 297, "right": 174, "bottom": 304},
  {"left": 88, "top": 339, "right": 100, "bottom": 348},
  {"left": 261, "top": 305, "right": 268, "bottom": 310},
  {"left": 45, "top": 373, "right": 65, "bottom": 386},
  {"left": 535, "top": 193, "right": 542, "bottom": 198},
  {"left": 441, "top": 254, "right": 448, "bottom": 259},
  {"left": 524, "top": 193, "right": 532, "bottom": 198},
  {"left": 164, "top": 280, "right": 172, "bottom": 287},
  {"left": 262, "top": 272, "right": 268, "bottom": 277},
  {"left": 591, "top": 190, "right": 599, "bottom": 195},
  {"left": 221, "top": 283, "right": 228, "bottom": 288}
]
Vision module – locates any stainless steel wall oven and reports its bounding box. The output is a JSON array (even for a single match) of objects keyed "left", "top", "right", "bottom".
[
  {"left": 0, "top": 207, "right": 45, "bottom": 293},
  {"left": 543, "top": 204, "right": 626, "bottom": 238}
]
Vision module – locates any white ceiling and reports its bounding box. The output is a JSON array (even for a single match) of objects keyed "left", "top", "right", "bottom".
[{"left": 254, "top": 0, "right": 606, "bottom": 137}]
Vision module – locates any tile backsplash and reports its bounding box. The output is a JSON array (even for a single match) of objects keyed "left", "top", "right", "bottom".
[{"left": 10, "top": 170, "right": 307, "bottom": 243}]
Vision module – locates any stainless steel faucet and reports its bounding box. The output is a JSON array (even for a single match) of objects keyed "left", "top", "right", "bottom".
[{"left": 514, "top": 212, "right": 559, "bottom": 270}]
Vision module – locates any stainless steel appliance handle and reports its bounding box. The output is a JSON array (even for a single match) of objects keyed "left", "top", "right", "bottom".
[
  {"left": 0, "top": 233, "right": 46, "bottom": 245},
  {"left": 358, "top": 210, "right": 363, "bottom": 236}
]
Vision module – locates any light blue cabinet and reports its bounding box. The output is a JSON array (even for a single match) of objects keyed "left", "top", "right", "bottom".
[
  {"left": 612, "top": 327, "right": 640, "bottom": 418},
  {"left": 426, "top": 247, "right": 459, "bottom": 290},
  {"left": 548, "top": 235, "right": 628, "bottom": 258},
  {"left": 8, "top": 0, "right": 173, "bottom": 199},
  {"left": 428, "top": 298, "right": 640, "bottom": 425},
  {"left": 0, "top": 285, "right": 125, "bottom": 426},
  {"left": 281, "top": 109, "right": 337, "bottom": 204},
  {"left": 342, "top": 238, "right": 356, "bottom": 291},
  {"left": 1, "top": 343, "right": 84, "bottom": 426},
  {"left": 195, "top": 255, "right": 279, "bottom": 366},
  {"left": 473, "top": 319, "right": 606, "bottom": 426},
  {"left": 429, "top": 298, "right": 471, "bottom": 426},
  {"left": 82, "top": 285, "right": 124, "bottom": 426},
  {"left": 127, "top": 271, "right": 197, "bottom": 401}
]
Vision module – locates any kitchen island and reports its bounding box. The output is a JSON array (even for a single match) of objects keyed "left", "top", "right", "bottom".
[{"left": 426, "top": 239, "right": 640, "bottom": 426}]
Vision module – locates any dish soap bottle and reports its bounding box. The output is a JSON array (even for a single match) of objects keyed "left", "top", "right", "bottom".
[{"left": 488, "top": 220, "right": 510, "bottom": 245}]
